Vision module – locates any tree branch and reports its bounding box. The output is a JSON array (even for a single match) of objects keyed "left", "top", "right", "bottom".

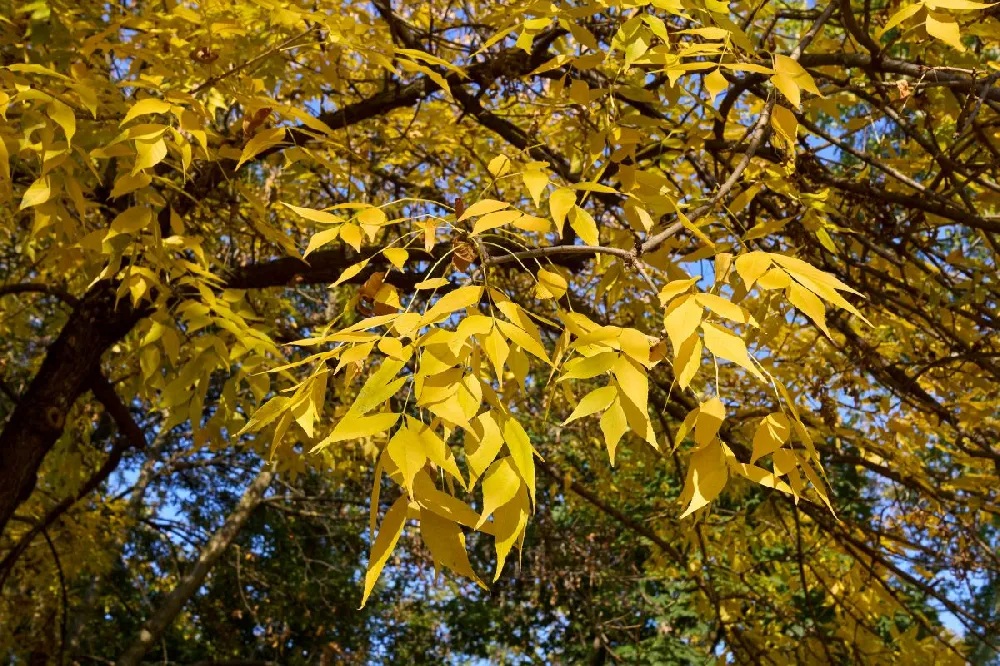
[{"left": 116, "top": 469, "right": 275, "bottom": 666}]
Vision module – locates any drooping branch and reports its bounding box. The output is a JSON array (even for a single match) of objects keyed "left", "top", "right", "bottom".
[{"left": 116, "top": 469, "right": 274, "bottom": 666}]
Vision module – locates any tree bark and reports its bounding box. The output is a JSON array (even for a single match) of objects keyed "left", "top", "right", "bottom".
[
  {"left": 0, "top": 281, "right": 144, "bottom": 534},
  {"left": 116, "top": 469, "right": 274, "bottom": 666}
]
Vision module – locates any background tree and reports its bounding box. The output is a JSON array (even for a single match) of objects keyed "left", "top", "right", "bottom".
[{"left": 2, "top": 0, "right": 999, "bottom": 663}]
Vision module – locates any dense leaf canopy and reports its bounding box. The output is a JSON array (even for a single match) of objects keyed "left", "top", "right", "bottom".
[{"left": 2, "top": 0, "right": 1000, "bottom": 663}]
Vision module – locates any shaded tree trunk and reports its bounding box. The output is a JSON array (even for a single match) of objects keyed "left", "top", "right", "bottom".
[{"left": 0, "top": 282, "right": 144, "bottom": 535}]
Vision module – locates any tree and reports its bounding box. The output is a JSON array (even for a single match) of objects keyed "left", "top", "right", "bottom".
[{"left": 2, "top": 0, "right": 999, "bottom": 663}]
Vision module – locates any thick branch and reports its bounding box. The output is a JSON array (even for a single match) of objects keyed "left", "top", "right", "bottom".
[{"left": 0, "top": 283, "right": 80, "bottom": 307}]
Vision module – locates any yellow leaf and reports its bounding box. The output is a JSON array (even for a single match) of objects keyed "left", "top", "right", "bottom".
[
  {"left": 491, "top": 483, "right": 529, "bottom": 581},
  {"left": 502, "top": 417, "right": 536, "bottom": 507},
  {"left": 292, "top": 371, "right": 328, "bottom": 438},
  {"left": 330, "top": 259, "right": 369, "bottom": 287},
  {"left": 679, "top": 439, "right": 728, "bottom": 518},
  {"left": 536, "top": 267, "right": 567, "bottom": 299},
  {"left": 415, "top": 277, "right": 450, "bottom": 290},
  {"left": 488, "top": 154, "right": 511, "bottom": 178},
  {"left": 19, "top": 176, "right": 51, "bottom": 210},
  {"left": 771, "top": 72, "right": 800, "bottom": 107},
  {"left": 568, "top": 206, "right": 599, "bottom": 245},
  {"left": 568, "top": 78, "right": 590, "bottom": 104},
  {"left": 356, "top": 207, "right": 387, "bottom": 226},
  {"left": 340, "top": 223, "right": 363, "bottom": 251},
  {"left": 771, "top": 105, "right": 798, "bottom": 142},
  {"left": 787, "top": 281, "right": 831, "bottom": 337},
  {"left": 701, "top": 322, "right": 765, "bottom": 381},
  {"left": 304, "top": 227, "right": 341, "bottom": 257},
  {"left": 664, "top": 295, "right": 703, "bottom": 351},
  {"left": 600, "top": 398, "right": 628, "bottom": 466},
  {"left": 477, "top": 457, "right": 521, "bottom": 528},
  {"left": 0, "top": 136, "right": 9, "bottom": 183},
  {"left": 335, "top": 341, "right": 377, "bottom": 372},
  {"left": 696, "top": 293, "right": 748, "bottom": 324},
  {"left": 237, "top": 396, "right": 289, "bottom": 436},
  {"left": 769, "top": 254, "right": 861, "bottom": 295},
  {"left": 563, "top": 385, "right": 617, "bottom": 424},
  {"left": 415, "top": 422, "right": 466, "bottom": 488},
  {"left": 734, "top": 252, "right": 771, "bottom": 289},
  {"left": 757, "top": 267, "right": 791, "bottom": 290},
  {"left": 549, "top": 187, "right": 576, "bottom": 235},
  {"left": 48, "top": 100, "right": 75, "bottom": 143},
  {"left": 369, "top": 452, "right": 387, "bottom": 540},
  {"left": 7, "top": 63, "right": 71, "bottom": 80},
  {"left": 414, "top": 471, "right": 486, "bottom": 530},
  {"left": 467, "top": 412, "right": 505, "bottom": 484},
  {"left": 658, "top": 277, "right": 699, "bottom": 305},
  {"left": 619, "top": 328, "right": 652, "bottom": 367},
  {"left": 110, "top": 206, "right": 153, "bottom": 234},
  {"left": 695, "top": 396, "right": 725, "bottom": 447},
  {"left": 133, "top": 137, "right": 167, "bottom": 172},
  {"left": 627, "top": 204, "right": 654, "bottom": 232},
  {"left": 457, "top": 314, "right": 494, "bottom": 338},
  {"left": 283, "top": 202, "right": 344, "bottom": 225},
  {"left": 513, "top": 214, "right": 550, "bottom": 233},
  {"left": 522, "top": 169, "right": 549, "bottom": 207},
  {"left": 420, "top": 285, "right": 483, "bottom": 326},
  {"left": 705, "top": 68, "right": 728, "bottom": 99},
  {"left": 236, "top": 126, "right": 285, "bottom": 169},
  {"left": 678, "top": 27, "right": 730, "bottom": 39},
  {"left": 110, "top": 173, "right": 152, "bottom": 198},
  {"left": 472, "top": 209, "right": 523, "bottom": 236},
  {"left": 315, "top": 411, "right": 398, "bottom": 450},
  {"left": 560, "top": 351, "right": 616, "bottom": 380},
  {"left": 360, "top": 495, "right": 408, "bottom": 607},
  {"left": 675, "top": 333, "right": 702, "bottom": 389},
  {"left": 496, "top": 319, "right": 550, "bottom": 363},
  {"left": 483, "top": 325, "right": 510, "bottom": 381},
  {"left": 420, "top": 507, "right": 485, "bottom": 587},
  {"left": 392, "top": 312, "right": 422, "bottom": 337},
  {"left": 383, "top": 247, "right": 409, "bottom": 269},
  {"left": 387, "top": 427, "right": 427, "bottom": 496},
  {"left": 613, "top": 355, "right": 648, "bottom": 415},
  {"left": 772, "top": 449, "right": 797, "bottom": 478},
  {"left": 121, "top": 98, "right": 172, "bottom": 125},
  {"left": 459, "top": 198, "right": 509, "bottom": 221},
  {"left": 351, "top": 359, "right": 407, "bottom": 414},
  {"left": 925, "top": 12, "right": 964, "bottom": 51},
  {"left": 750, "top": 412, "right": 791, "bottom": 462},
  {"left": 877, "top": 4, "right": 923, "bottom": 37},
  {"left": 924, "top": 0, "right": 989, "bottom": 9},
  {"left": 774, "top": 54, "right": 821, "bottom": 95},
  {"left": 378, "top": 337, "right": 409, "bottom": 361}
]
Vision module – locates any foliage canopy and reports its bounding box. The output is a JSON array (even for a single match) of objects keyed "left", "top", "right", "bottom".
[{"left": 2, "top": 0, "right": 1000, "bottom": 663}]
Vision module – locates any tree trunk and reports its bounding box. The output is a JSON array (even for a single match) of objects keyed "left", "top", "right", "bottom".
[
  {"left": 116, "top": 469, "right": 274, "bottom": 666},
  {"left": 0, "top": 281, "right": 144, "bottom": 535}
]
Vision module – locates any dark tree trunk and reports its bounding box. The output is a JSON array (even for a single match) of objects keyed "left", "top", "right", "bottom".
[{"left": 0, "top": 280, "right": 144, "bottom": 534}]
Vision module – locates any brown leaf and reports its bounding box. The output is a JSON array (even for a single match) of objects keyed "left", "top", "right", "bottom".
[
  {"left": 243, "top": 107, "right": 273, "bottom": 138},
  {"left": 360, "top": 272, "right": 385, "bottom": 300},
  {"left": 452, "top": 237, "right": 477, "bottom": 272},
  {"left": 895, "top": 79, "right": 911, "bottom": 100},
  {"left": 191, "top": 46, "right": 220, "bottom": 64},
  {"left": 357, "top": 272, "right": 400, "bottom": 315}
]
